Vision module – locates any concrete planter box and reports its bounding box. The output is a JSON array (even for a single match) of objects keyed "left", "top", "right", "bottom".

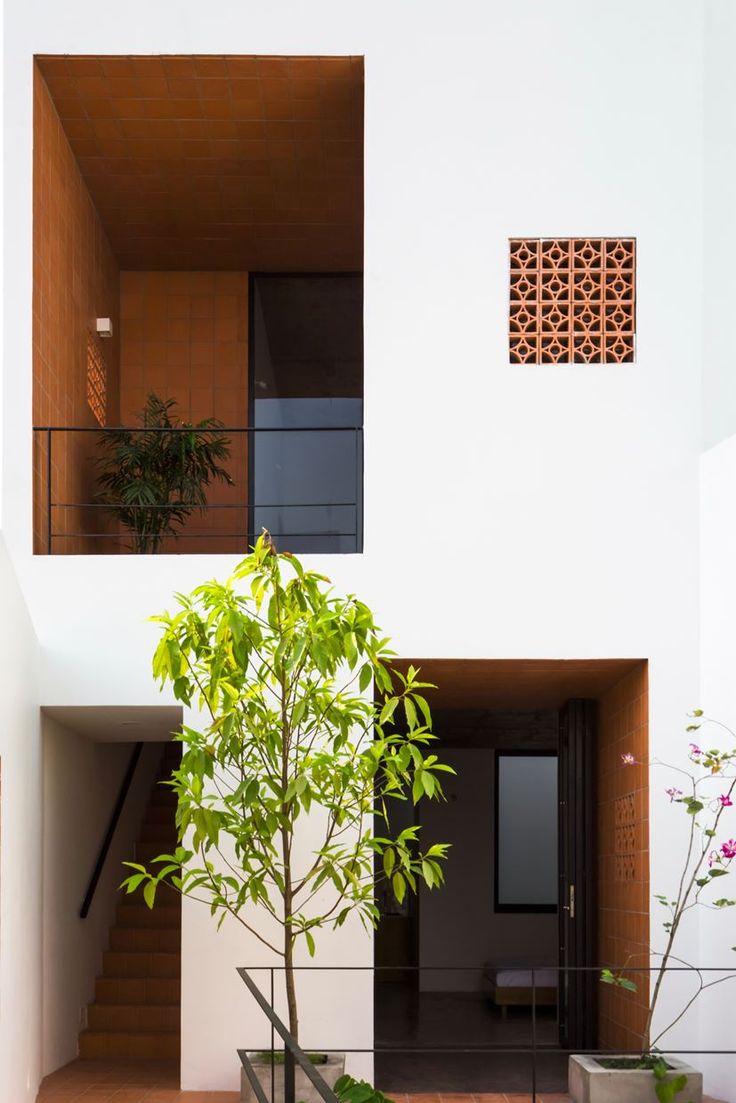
[
  {"left": 241, "top": 1052, "right": 345, "bottom": 1103},
  {"left": 569, "top": 1054, "right": 702, "bottom": 1103}
]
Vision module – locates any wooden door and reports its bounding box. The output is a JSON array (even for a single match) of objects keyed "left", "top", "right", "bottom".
[{"left": 558, "top": 698, "right": 598, "bottom": 1050}]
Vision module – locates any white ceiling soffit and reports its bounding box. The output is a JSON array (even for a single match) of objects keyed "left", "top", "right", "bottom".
[{"left": 41, "top": 705, "right": 183, "bottom": 743}]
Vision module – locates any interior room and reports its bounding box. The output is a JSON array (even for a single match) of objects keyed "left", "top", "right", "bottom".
[
  {"left": 374, "top": 658, "right": 650, "bottom": 1095},
  {"left": 32, "top": 54, "right": 364, "bottom": 555}
]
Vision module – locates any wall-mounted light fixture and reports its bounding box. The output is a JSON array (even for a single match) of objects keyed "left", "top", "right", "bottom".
[{"left": 96, "top": 317, "right": 113, "bottom": 338}]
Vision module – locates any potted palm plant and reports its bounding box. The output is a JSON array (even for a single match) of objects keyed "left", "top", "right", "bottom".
[
  {"left": 95, "top": 392, "right": 233, "bottom": 553},
  {"left": 122, "top": 532, "right": 452, "bottom": 1101},
  {"left": 569, "top": 713, "right": 736, "bottom": 1102}
]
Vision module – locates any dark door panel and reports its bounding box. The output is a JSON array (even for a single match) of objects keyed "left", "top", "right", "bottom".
[{"left": 558, "top": 698, "right": 597, "bottom": 1050}]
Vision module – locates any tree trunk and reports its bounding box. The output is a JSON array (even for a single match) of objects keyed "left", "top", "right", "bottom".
[{"left": 284, "top": 925, "right": 299, "bottom": 1042}]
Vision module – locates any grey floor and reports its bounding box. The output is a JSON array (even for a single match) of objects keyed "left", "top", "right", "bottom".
[{"left": 374, "top": 984, "right": 568, "bottom": 1093}]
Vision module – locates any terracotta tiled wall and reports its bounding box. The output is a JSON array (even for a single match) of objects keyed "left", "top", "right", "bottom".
[
  {"left": 597, "top": 661, "right": 650, "bottom": 1050},
  {"left": 119, "top": 272, "right": 248, "bottom": 553},
  {"left": 33, "top": 65, "right": 120, "bottom": 553}
]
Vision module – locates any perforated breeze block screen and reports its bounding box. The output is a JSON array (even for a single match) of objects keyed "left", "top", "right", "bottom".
[{"left": 509, "top": 238, "right": 636, "bottom": 364}]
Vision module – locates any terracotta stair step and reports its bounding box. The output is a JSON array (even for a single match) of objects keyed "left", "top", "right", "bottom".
[
  {"left": 102, "top": 951, "right": 181, "bottom": 979},
  {"left": 79, "top": 1029, "right": 180, "bottom": 1060},
  {"left": 95, "top": 976, "right": 180, "bottom": 1006},
  {"left": 109, "top": 926, "right": 180, "bottom": 953},
  {"left": 144, "top": 804, "right": 177, "bottom": 825},
  {"left": 135, "top": 840, "right": 176, "bottom": 863},
  {"left": 87, "top": 1003, "right": 180, "bottom": 1032},
  {"left": 115, "top": 902, "right": 181, "bottom": 930},
  {"left": 118, "top": 891, "right": 182, "bottom": 926},
  {"left": 150, "top": 787, "right": 177, "bottom": 807},
  {"left": 138, "top": 821, "right": 178, "bottom": 842}
]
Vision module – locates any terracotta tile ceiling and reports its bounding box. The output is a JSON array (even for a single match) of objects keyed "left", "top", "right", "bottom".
[{"left": 35, "top": 55, "right": 363, "bottom": 271}]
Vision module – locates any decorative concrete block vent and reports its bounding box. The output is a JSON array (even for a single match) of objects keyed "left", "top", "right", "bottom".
[{"left": 509, "top": 238, "right": 636, "bottom": 363}]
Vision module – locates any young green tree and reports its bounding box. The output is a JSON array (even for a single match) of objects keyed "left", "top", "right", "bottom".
[{"left": 122, "top": 533, "right": 452, "bottom": 1039}]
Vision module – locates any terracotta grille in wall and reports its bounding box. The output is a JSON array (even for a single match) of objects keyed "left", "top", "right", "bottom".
[
  {"left": 597, "top": 662, "right": 649, "bottom": 1051},
  {"left": 86, "top": 331, "right": 107, "bottom": 426},
  {"left": 509, "top": 238, "right": 636, "bottom": 364}
]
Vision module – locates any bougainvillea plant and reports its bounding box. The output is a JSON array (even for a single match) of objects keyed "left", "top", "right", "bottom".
[{"left": 602, "top": 711, "right": 736, "bottom": 1085}]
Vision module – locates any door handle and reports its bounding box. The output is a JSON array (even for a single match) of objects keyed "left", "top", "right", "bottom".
[{"left": 562, "top": 883, "right": 575, "bottom": 919}]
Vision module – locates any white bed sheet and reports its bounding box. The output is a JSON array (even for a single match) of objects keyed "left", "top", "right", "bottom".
[{"left": 495, "top": 967, "right": 557, "bottom": 988}]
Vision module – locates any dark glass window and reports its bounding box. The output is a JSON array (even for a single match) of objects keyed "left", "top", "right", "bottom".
[
  {"left": 495, "top": 752, "right": 558, "bottom": 913},
  {"left": 250, "top": 275, "right": 363, "bottom": 554}
]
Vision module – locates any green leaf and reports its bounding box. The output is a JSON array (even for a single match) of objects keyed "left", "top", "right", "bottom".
[
  {"left": 143, "top": 880, "right": 157, "bottom": 910},
  {"left": 359, "top": 664, "right": 373, "bottom": 693}
]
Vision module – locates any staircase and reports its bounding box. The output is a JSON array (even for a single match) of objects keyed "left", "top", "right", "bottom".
[{"left": 79, "top": 747, "right": 181, "bottom": 1059}]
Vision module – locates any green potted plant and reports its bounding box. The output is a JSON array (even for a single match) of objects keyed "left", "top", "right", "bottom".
[
  {"left": 122, "top": 533, "right": 452, "bottom": 1101},
  {"left": 569, "top": 712, "right": 736, "bottom": 1102},
  {"left": 95, "top": 392, "right": 233, "bottom": 553}
]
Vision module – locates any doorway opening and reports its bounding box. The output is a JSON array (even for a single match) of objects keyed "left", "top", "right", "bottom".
[
  {"left": 41, "top": 706, "right": 182, "bottom": 1074},
  {"left": 374, "top": 658, "right": 649, "bottom": 1095}
]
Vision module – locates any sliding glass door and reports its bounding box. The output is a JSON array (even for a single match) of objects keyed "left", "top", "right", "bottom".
[{"left": 250, "top": 274, "right": 363, "bottom": 553}]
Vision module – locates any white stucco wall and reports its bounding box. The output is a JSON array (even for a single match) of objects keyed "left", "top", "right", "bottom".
[
  {"left": 0, "top": 538, "right": 41, "bottom": 1103},
  {"left": 703, "top": 0, "right": 736, "bottom": 450},
  {"left": 698, "top": 434, "right": 736, "bottom": 1098},
  {"left": 3, "top": 0, "right": 732, "bottom": 1095}
]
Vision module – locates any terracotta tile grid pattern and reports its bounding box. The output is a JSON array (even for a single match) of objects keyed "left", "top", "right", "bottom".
[
  {"left": 119, "top": 270, "right": 249, "bottom": 554},
  {"left": 36, "top": 1064, "right": 575, "bottom": 1103},
  {"left": 87, "top": 330, "right": 108, "bottom": 426},
  {"left": 33, "top": 1065, "right": 727, "bottom": 1103},
  {"left": 596, "top": 661, "right": 650, "bottom": 1052},
  {"left": 34, "top": 56, "right": 364, "bottom": 271},
  {"left": 509, "top": 238, "right": 636, "bottom": 364},
  {"left": 33, "top": 66, "right": 121, "bottom": 554}
]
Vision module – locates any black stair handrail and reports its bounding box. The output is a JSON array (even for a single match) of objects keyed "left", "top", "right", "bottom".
[
  {"left": 80, "top": 741, "right": 143, "bottom": 919},
  {"left": 237, "top": 966, "right": 339, "bottom": 1103}
]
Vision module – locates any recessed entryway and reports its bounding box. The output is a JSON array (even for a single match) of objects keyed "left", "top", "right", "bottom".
[{"left": 374, "top": 658, "right": 649, "bottom": 1095}]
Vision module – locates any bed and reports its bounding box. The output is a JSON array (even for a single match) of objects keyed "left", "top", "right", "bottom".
[{"left": 484, "top": 964, "right": 558, "bottom": 1018}]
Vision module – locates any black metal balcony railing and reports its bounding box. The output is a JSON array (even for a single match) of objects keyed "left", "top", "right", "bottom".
[
  {"left": 238, "top": 964, "right": 736, "bottom": 1103},
  {"left": 33, "top": 425, "right": 363, "bottom": 555}
]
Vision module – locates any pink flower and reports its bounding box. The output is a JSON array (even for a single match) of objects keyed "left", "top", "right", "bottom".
[
  {"left": 709, "top": 850, "right": 720, "bottom": 867},
  {"left": 666, "top": 787, "right": 683, "bottom": 802},
  {"left": 720, "top": 840, "right": 736, "bottom": 860},
  {"left": 689, "top": 743, "right": 703, "bottom": 757},
  {"left": 719, "top": 794, "right": 734, "bottom": 808},
  {"left": 621, "top": 752, "right": 636, "bottom": 765}
]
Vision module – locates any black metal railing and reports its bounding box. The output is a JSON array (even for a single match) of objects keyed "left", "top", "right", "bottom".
[
  {"left": 80, "top": 741, "right": 143, "bottom": 918},
  {"left": 238, "top": 964, "right": 736, "bottom": 1102},
  {"left": 239, "top": 967, "right": 340, "bottom": 1103},
  {"left": 33, "top": 425, "right": 364, "bottom": 555}
]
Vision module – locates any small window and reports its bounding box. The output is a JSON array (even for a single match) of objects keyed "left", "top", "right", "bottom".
[
  {"left": 86, "top": 330, "right": 107, "bottom": 426},
  {"left": 509, "top": 238, "right": 636, "bottom": 364},
  {"left": 495, "top": 752, "right": 558, "bottom": 913}
]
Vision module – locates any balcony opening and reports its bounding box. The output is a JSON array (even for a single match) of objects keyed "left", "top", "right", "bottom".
[{"left": 32, "top": 55, "right": 364, "bottom": 554}]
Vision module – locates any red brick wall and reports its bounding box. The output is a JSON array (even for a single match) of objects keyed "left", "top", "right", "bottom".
[
  {"left": 597, "top": 661, "right": 650, "bottom": 1050},
  {"left": 119, "top": 271, "right": 248, "bottom": 553},
  {"left": 33, "top": 64, "right": 120, "bottom": 554}
]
